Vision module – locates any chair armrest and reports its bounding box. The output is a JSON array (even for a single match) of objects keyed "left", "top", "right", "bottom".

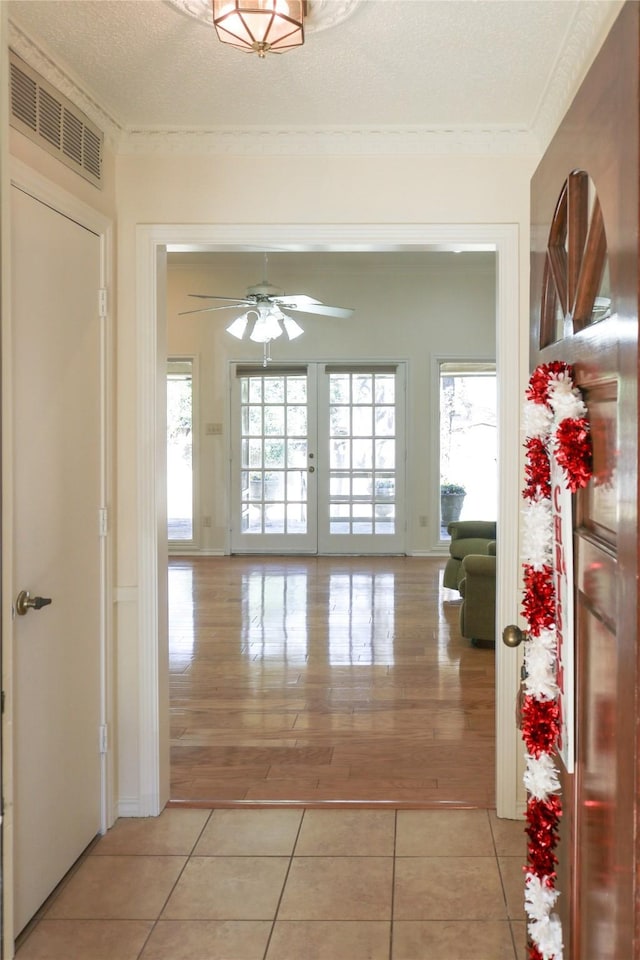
[{"left": 461, "top": 554, "right": 496, "bottom": 578}]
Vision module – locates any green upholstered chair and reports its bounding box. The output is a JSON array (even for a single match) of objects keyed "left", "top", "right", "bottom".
[
  {"left": 458, "top": 553, "right": 497, "bottom": 646},
  {"left": 443, "top": 520, "right": 497, "bottom": 590}
]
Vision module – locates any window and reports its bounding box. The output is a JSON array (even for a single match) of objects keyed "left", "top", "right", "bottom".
[
  {"left": 439, "top": 361, "right": 497, "bottom": 537},
  {"left": 167, "top": 359, "right": 194, "bottom": 542}
]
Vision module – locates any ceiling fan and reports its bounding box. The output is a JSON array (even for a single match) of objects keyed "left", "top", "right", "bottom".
[{"left": 179, "top": 258, "right": 354, "bottom": 349}]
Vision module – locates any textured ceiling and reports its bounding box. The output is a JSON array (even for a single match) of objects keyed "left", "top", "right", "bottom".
[{"left": 7, "top": 0, "right": 621, "bottom": 153}]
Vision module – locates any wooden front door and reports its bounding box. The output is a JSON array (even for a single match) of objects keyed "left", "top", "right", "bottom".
[{"left": 529, "top": 4, "right": 638, "bottom": 958}]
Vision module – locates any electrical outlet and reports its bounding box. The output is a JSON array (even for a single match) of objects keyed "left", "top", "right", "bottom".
[
  {"left": 419, "top": 515, "right": 428, "bottom": 527},
  {"left": 206, "top": 422, "right": 223, "bottom": 436},
  {"left": 203, "top": 516, "right": 212, "bottom": 528}
]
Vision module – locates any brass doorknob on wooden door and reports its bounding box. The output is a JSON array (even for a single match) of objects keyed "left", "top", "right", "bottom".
[
  {"left": 502, "top": 624, "right": 527, "bottom": 647},
  {"left": 15, "top": 590, "right": 52, "bottom": 616}
]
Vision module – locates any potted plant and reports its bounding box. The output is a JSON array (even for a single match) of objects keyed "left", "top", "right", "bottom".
[{"left": 440, "top": 482, "right": 466, "bottom": 524}]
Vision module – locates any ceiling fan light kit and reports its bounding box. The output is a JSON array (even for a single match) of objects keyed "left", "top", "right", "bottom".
[
  {"left": 180, "top": 255, "right": 353, "bottom": 363},
  {"left": 226, "top": 304, "right": 305, "bottom": 343},
  {"left": 212, "top": 0, "right": 307, "bottom": 57}
]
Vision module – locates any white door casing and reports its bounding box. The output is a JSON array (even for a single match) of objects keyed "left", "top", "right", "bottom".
[{"left": 136, "top": 222, "right": 523, "bottom": 820}]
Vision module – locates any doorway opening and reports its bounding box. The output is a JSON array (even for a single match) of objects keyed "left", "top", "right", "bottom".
[{"left": 135, "top": 223, "right": 522, "bottom": 820}]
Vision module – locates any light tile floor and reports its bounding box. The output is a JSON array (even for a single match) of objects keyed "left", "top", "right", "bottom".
[{"left": 16, "top": 807, "right": 527, "bottom": 960}]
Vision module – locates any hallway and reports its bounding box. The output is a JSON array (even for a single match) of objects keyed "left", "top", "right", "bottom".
[
  {"left": 16, "top": 806, "right": 526, "bottom": 959},
  {"left": 169, "top": 556, "right": 495, "bottom": 806}
]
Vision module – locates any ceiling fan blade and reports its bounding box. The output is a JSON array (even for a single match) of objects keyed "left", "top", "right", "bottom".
[
  {"left": 276, "top": 295, "right": 354, "bottom": 319},
  {"left": 178, "top": 303, "right": 248, "bottom": 316},
  {"left": 189, "top": 293, "right": 253, "bottom": 306}
]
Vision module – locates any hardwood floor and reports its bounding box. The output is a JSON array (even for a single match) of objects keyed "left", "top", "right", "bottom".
[{"left": 169, "top": 556, "right": 495, "bottom": 807}]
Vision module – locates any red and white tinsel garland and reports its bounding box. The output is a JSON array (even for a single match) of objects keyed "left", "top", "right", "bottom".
[{"left": 521, "top": 361, "right": 592, "bottom": 960}]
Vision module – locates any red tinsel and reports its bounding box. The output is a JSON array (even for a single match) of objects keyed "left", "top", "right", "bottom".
[
  {"left": 521, "top": 564, "right": 555, "bottom": 634},
  {"left": 554, "top": 417, "right": 592, "bottom": 492},
  {"left": 521, "top": 695, "right": 561, "bottom": 758},
  {"left": 523, "top": 437, "right": 551, "bottom": 500},
  {"left": 525, "top": 361, "right": 571, "bottom": 405},
  {"left": 528, "top": 945, "right": 544, "bottom": 960},
  {"left": 526, "top": 797, "right": 562, "bottom": 877},
  {"left": 527, "top": 842, "right": 558, "bottom": 877},
  {"left": 526, "top": 795, "right": 562, "bottom": 836}
]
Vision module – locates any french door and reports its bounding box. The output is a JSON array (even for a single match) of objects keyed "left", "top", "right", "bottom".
[{"left": 230, "top": 362, "right": 405, "bottom": 554}]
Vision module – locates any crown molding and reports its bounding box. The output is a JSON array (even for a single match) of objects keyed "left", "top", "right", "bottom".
[
  {"left": 119, "top": 124, "right": 540, "bottom": 157},
  {"left": 530, "top": 0, "right": 625, "bottom": 151}
]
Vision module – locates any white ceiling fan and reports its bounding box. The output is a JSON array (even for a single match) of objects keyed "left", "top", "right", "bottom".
[{"left": 179, "top": 256, "right": 354, "bottom": 355}]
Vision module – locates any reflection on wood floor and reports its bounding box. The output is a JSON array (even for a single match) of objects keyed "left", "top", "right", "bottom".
[{"left": 169, "top": 556, "right": 495, "bottom": 807}]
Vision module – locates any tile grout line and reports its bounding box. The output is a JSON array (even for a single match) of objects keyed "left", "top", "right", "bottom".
[
  {"left": 134, "top": 808, "right": 215, "bottom": 960},
  {"left": 488, "top": 808, "right": 522, "bottom": 960},
  {"left": 389, "top": 808, "right": 398, "bottom": 960},
  {"left": 261, "top": 807, "right": 307, "bottom": 960}
]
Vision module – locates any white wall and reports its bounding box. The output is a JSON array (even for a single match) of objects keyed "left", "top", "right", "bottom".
[{"left": 167, "top": 250, "right": 497, "bottom": 555}]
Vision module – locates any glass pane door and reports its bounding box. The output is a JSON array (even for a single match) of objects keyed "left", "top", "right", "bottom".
[
  {"left": 230, "top": 363, "right": 405, "bottom": 555},
  {"left": 230, "top": 366, "right": 318, "bottom": 553}
]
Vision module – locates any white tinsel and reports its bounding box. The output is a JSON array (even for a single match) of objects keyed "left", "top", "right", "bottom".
[
  {"left": 526, "top": 874, "right": 564, "bottom": 958},
  {"left": 523, "top": 398, "right": 553, "bottom": 439},
  {"left": 547, "top": 376, "right": 587, "bottom": 424},
  {"left": 523, "top": 752, "right": 561, "bottom": 800},
  {"left": 528, "top": 913, "right": 564, "bottom": 960},
  {"left": 524, "top": 628, "right": 559, "bottom": 700},
  {"left": 524, "top": 873, "right": 560, "bottom": 920},
  {"left": 521, "top": 498, "right": 553, "bottom": 568}
]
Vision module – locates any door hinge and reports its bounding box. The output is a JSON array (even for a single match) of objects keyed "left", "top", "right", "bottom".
[
  {"left": 99, "top": 507, "right": 108, "bottom": 537},
  {"left": 98, "top": 288, "right": 108, "bottom": 318},
  {"left": 99, "top": 724, "right": 108, "bottom": 754}
]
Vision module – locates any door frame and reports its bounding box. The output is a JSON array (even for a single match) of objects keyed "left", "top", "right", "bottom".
[
  {"left": 2, "top": 158, "right": 114, "bottom": 954},
  {"left": 136, "top": 222, "right": 524, "bottom": 819}
]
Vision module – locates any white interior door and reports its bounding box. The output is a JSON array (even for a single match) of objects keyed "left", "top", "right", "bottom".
[
  {"left": 11, "top": 185, "right": 103, "bottom": 934},
  {"left": 230, "top": 362, "right": 405, "bottom": 554}
]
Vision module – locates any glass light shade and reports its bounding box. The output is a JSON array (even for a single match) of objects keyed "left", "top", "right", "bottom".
[
  {"left": 212, "top": 0, "right": 305, "bottom": 57},
  {"left": 282, "top": 315, "right": 304, "bottom": 339},
  {"left": 250, "top": 311, "right": 283, "bottom": 342},
  {"left": 226, "top": 312, "right": 250, "bottom": 339}
]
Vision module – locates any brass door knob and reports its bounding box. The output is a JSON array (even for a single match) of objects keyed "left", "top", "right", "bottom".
[
  {"left": 502, "top": 624, "right": 527, "bottom": 648},
  {"left": 16, "top": 590, "right": 52, "bottom": 617}
]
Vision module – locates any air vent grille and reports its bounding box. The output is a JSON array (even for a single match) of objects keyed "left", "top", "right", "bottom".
[{"left": 9, "top": 51, "right": 103, "bottom": 188}]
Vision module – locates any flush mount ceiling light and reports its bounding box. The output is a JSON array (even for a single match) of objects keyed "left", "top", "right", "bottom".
[
  {"left": 212, "top": 0, "right": 306, "bottom": 57},
  {"left": 168, "top": 1, "right": 363, "bottom": 46}
]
